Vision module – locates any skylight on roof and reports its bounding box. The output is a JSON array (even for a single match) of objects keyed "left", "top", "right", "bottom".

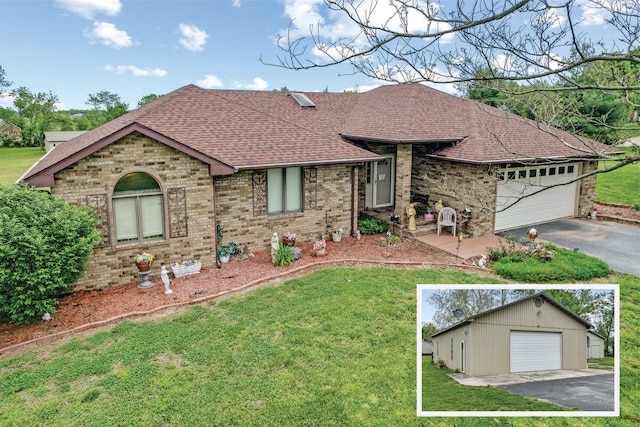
[{"left": 290, "top": 92, "right": 316, "bottom": 108}]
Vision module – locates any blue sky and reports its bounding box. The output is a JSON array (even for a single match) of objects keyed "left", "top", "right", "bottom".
[{"left": 1, "top": 1, "right": 615, "bottom": 110}]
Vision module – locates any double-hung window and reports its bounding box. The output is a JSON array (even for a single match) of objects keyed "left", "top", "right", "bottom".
[
  {"left": 267, "top": 167, "right": 302, "bottom": 215},
  {"left": 113, "top": 172, "right": 164, "bottom": 243}
]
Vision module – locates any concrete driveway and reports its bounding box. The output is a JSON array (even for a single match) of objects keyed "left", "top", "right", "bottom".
[
  {"left": 498, "top": 219, "right": 640, "bottom": 276},
  {"left": 497, "top": 373, "right": 615, "bottom": 411}
]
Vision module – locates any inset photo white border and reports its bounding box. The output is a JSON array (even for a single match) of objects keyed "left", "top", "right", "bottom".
[{"left": 416, "top": 283, "right": 619, "bottom": 417}]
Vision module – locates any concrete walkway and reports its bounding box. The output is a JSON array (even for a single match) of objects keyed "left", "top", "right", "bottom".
[
  {"left": 449, "top": 368, "right": 613, "bottom": 387},
  {"left": 415, "top": 233, "right": 502, "bottom": 259}
]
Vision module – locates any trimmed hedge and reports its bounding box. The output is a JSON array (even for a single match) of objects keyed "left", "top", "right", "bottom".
[{"left": 0, "top": 185, "right": 100, "bottom": 323}]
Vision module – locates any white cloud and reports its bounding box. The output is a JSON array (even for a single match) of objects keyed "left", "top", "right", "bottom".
[
  {"left": 492, "top": 54, "right": 516, "bottom": 74},
  {"left": 105, "top": 65, "right": 167, "bottom": 77},
  {"left": 196, "top": 74, "right": 224, "bottom": 88},
  {"left": 281, "top": 0, "right": 454, "bottom": 59},
  {"left": 85, "top": 21, "right": 132, "bottom": 48},
  {"left": 233, "top": 0, "right": 241, "bottom": 7},
  {"left": 537, "top": 9, "right": 566, "bottom": 29},
  {"left": 243, "top": 77, "right": 269, "bottom": 90},
  {"left": 580, "top": 6, "right": 607, "bottom": 26},
  {"left": 0, "top": 93, "right": 15, "bottom": 109},
  {"left": 55, "top": 0, "right": 122, "bottom": 19},
  {"left": 178, "top": 24, "right": 209, "bottom": 51}
]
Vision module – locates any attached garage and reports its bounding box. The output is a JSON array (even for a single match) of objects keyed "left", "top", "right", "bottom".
[
  {"left": 510, "top": 331, "right": 562, "bottom": 373},
  {"left": 430, "top": 292, "right": 592, "bottom": 377},
  {"left": 495, "top": 163, "right": 579, "bottom": 231}
]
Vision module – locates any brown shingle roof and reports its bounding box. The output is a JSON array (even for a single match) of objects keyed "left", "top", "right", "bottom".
[{"left": 21, "top": 83, "right": 612, "bottom": 186}]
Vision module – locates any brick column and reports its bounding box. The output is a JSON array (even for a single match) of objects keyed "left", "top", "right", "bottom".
[{"left": 395, "top": 144, "right": 412, "bottom": 224}]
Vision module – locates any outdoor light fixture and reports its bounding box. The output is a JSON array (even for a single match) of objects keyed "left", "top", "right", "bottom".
[{"left": 534, "top": 297, "right": 544, "bottom": 308}]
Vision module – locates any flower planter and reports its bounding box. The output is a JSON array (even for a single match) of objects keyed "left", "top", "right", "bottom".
[
  {"left": 171, "top": 262, "right": 202, "bottom": 278},
  {"left": 332, "top": 233, "right": 342, "bottom": 243},
  {"left": 219, "top": 254, "right": 230, "bottom": 264},
  {"left": 135, "top": 261, "right": 152, "bottom": 272},
  {"left": 314, "top": 247, "right": 326, "bottom": 256}
]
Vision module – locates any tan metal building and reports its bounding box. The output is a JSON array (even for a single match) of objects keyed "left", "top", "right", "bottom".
[
  {"left": 587, "top": 331, "right": 606, "bottom": 359},
  {"left": 431, "top": 292, "right": 592, "bottom": 377}
]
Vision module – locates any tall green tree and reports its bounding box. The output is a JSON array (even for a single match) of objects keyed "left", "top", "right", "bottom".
[
  {"left": 86, "top": 90, "right": 129, "bottom": 124},
  {"left": 10, "top": 86, "right": 59, "bottom": 148},
  {"left": 0, "top": 65, "right": 11, "bottom": 91},
  {"left": 137, "top": 93, "right": 162, "bottom": 108}
]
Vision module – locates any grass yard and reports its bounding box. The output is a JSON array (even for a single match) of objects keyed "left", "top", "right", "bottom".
[
  {"left": 596, "top": 147, "right": 640, "bottom": 206},
  {"left": 0, "top": 147, "right": 44, "bottom": 186},
  {"left": 421, "top": 357, "right": 571, "bottom": 412},
  {"left": 0, "top": 268, "right": 638, "bottom": 426}
]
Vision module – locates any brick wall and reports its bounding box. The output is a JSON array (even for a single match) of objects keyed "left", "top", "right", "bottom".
[
  {"left": 412, "top": 150, "right": 497, "bottom": 237},
  {"left": 577, "top": 160, "right": 598, "bottom": 217},
  {"left": 215, "top": 165, "right": 356, "bottom": 250},
  {"left": 51, "top": 133, "right": 357, "bottom": 291}
]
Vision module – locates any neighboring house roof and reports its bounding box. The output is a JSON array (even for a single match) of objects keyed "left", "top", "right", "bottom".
[
  {"left": 431, "top": 291, "right": 593, "bottom": 338},
  {"left": 587, "top": 330, "right": 606, "bottom": 340},
  {"left": 422, "top": 341, "right": 433, "bottom": 355},
  {"left": 44, "top": 131, "right": 89, "bottom": 142},
  {"left": 20, "top": 83, "right": 613, "bottom": 187}
]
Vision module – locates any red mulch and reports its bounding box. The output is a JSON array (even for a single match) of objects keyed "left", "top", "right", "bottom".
[{"left": 0, "top": 235, "right": 481, "bottom": 356}]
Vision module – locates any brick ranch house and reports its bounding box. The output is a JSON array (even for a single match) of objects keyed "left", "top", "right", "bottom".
[{"left": 20, "top": 84, "right": 610, "bottom": 291}]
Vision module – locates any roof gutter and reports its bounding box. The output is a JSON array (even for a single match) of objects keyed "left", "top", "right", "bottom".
[
  {"left": 234, "top": 156, "right": 382, "bottom": 170},
  {"left": 425, "top": 154, "right": 607, "bottom": 165},
  {"left": 341, "top": 134, "right": 465, "bottom": 144}
]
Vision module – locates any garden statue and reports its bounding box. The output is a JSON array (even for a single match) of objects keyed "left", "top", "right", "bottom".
[
  {"left": 271, "top": 232, "right": 279, "bottom": 263},
  {"left": 434, "top": 199, "right": 444, "bottom": 213},
  {"left": 161, "top": 266, "right": 173, "bottom": 295},
  {"left": 406, "top": 203, "right": 417, "bottom": 231}
]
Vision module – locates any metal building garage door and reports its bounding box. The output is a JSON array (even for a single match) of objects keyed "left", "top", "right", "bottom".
[
  {"left": 510, "top": 331, "right": 562, "bottom": 373},
  {"left": 495, "top": 164, "right": 579, "bottom": 232}
]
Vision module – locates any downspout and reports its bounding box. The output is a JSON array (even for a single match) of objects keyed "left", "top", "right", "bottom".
[
  {"left": 351, "top": 165, "right": 357, "bottom": 237},
  {"left": 213, "top": 177, "right": 221, "bottom": 268}
]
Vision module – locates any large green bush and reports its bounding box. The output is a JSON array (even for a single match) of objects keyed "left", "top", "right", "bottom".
[
  {"left": 357, "top": 217, "right": 389, "bottom": 235},
  {"left": 0, "top": 185, "right": 100, "bottom": 323}
]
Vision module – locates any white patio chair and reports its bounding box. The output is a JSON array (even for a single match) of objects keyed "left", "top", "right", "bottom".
[{"left": 437, "top": 207, "right": 457, "bottom": 236}]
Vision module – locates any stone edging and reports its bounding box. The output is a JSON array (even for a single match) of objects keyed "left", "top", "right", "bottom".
[{"left": 0, "top": 259, "right": 493, "bottom": 356}]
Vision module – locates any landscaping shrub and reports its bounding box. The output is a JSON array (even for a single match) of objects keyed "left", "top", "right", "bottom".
[
  {"left": 490, "top": 244, "right": 611, "bottom": 282},
  {"left": 357, "top": 217, "right": 389, "bottom": 235},
  {"left": 0, "top": 185, "right": 100, "bottom": 323},
  {"left": 273, "top": 244, "right": 295, "bottom": 266}
]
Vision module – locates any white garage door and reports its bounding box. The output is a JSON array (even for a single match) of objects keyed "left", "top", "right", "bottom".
[
  {"left": 510, "top": 331, "right": 562, "bottom": 373},
  {"left": 495, "top": 163, "right": 579, "bottom": 232}
]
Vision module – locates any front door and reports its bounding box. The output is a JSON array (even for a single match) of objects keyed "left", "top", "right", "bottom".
[{"left": 373, "top": 155, "right": 394, "bottom": 208}]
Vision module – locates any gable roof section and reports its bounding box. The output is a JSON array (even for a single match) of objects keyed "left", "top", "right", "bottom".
[
  {"left": 341, "top": 84, "right": 614, "bottom": 163},
  {"left": 21, "top": 85, "right": 381, "bottom": 186},
  {"left": 431, "top": 291, "right": 593, "bottom": 338},
  {"left": 21, "top": 83, "right": 615, "bottom": 187}
]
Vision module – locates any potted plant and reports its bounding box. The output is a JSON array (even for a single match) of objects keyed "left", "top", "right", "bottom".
[
  {"left": 282, "top": 231, "right": 297, "bottom": 246},
  {"left": 313, "top": 240, "right": 326, "bottom": 256},
  {"left": 332, "top": 227, "right": 343, "bottom": 242},
  {"left": 218, "top": 245, "right": 230, "bottom": 263},
  {"left": 133, "top": 252, "right": 155, "bottom": 272}
]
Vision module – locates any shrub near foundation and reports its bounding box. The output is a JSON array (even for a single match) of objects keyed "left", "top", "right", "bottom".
[{"left": 0, "top": 185, "right": 100, "bottom": 323}]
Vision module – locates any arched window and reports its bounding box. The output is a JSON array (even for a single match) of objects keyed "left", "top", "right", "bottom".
[{"left": 113, "top": 172, "right": 164, "bottom": 243}]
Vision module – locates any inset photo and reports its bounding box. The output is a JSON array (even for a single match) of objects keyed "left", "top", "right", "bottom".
[{"left": 417, "top": 284, "right": 619, "bottom": 417}]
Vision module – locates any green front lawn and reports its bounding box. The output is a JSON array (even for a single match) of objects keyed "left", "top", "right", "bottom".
[
  {"left": 0, "top": 268, "right": 638, "bottom": 426},
  {"left": 0, "top": 147, "right": 44, "bottom": 185},
  {"left": 596, "top": 147, "right": 640, "bottom": 206}
]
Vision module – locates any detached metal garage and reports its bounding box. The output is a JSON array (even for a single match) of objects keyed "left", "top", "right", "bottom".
[
  {"left": 495, "top": 163, "right": 580, "bottom": 231},
  {"left": 431, "top": 292, "right": 592, "bottom": 377}
]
